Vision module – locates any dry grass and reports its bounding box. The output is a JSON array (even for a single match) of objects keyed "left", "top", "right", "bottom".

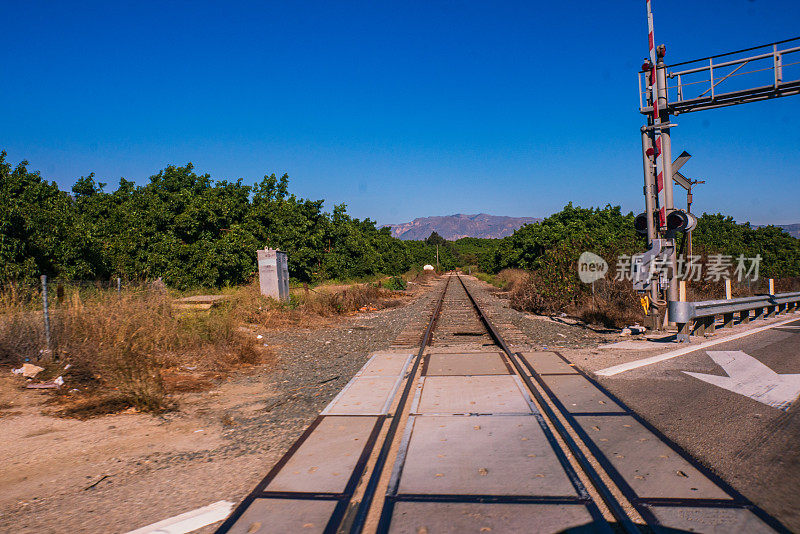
[
  {"left": 503, "top": 270, "right": 644, "bottom": 329},
  {"left": 1, "top": 287, "right": 265, "bottom": 415},
  {"left": 407, "top": 270, "right": 437, "bottom": 286},
  {"left": 0, "top": 284, "right": 45, "bottom": 365},
  {"left": 227, "top": 279, "right": 406, "bottom": 329},
  {"left": 1, "top": 276, "right": 407, "bottom": 416},
  {"left": 495, "top": 269, "right": 530, "bottom": 291}
]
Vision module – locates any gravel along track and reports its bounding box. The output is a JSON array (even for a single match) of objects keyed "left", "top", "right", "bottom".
[{"left": 461, "top": 275, "right": 618, "bottom": 350}]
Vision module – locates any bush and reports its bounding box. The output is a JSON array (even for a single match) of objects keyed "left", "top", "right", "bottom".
[
  {"left": 228, "top": 279, "right": 404, "bottom": 330},
  {"left": 505, "top": 271, "right": 643, "bottom": 329},
  {"left": 383, "top": 276, "right": 406, "bottom": 291}
]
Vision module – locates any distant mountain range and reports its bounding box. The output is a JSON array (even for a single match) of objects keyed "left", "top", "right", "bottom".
[
  {"left": 384, "top": 214, "right": 800, "bottom": 241},
  {"left": 758, "top": 223, "right": 800, "bottom": 239},
  {"left": 385, "top": 213, "right": 541, "bottom": 241}
]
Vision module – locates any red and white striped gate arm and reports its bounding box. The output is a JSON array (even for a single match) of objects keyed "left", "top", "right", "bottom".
[{"left": 646, "top": 0, "right": 666, "bottom": 227}]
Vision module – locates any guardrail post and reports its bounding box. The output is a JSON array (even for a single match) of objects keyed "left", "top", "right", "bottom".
[
  {"left": 739, "top": 310, "right": 750, "bottom": 324},
  {"left": 693, "top": 319, "right": 705, "bottom": 337},
  {"left": 723, "top": 312, "right": 734, "bottom": 329},
  {"left": 677, "top": 322, "right": 691, "bottom": 342},
  {"left": 705, "top": 315, "right": 716, "bottom": 335}
]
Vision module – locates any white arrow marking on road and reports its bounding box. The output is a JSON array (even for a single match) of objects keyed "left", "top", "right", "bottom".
[{"left": 684, "top": 351, "right": 800, "bottom": 411}]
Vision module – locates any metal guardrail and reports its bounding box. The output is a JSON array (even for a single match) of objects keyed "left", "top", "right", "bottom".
[{"left": 669, "top": 291, "right": 800, "bottom": 342}]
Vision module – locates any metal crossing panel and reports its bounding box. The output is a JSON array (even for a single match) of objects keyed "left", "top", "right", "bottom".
[
  {"left": 575, "top": 415, "right": 730, "bottom": 500},
  {"left": 413, "top": 375, "right": 535, "bottom": 415},
  {"left": 541, "top": 375, "right": 624, "bottom": 414},
  {"left": 395, "top": 415, "right": 579, "bottom": 496},
  {"left": 388, "top": 502, "right": 597, "bottom": 533},
  {"left": 266, "top": 416, "right": 380, "bottom": 493},
  {"left": 424, "top": 352, "right": 510, "bottom": 376},
  {"left": 520, "top": 351, "right": 579, "bottom": 375},
  {"left": 225, "top": 498, "right": 337, "bottom": 534}
]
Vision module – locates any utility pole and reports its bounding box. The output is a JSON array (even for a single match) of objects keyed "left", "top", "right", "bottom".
[{"left": 436, "top": 244, "right": 439, "bottom": 271}]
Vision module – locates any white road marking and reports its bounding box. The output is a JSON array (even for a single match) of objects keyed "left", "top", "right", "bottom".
[
  {"left": 125, "top": 500, "right": 234, "bottom": 534},
  {"left": 595, "top": 316, "right": 800, "bottom": 377},
  {"left": 684, "top": 351, "right": 800, "bottom": 411}
]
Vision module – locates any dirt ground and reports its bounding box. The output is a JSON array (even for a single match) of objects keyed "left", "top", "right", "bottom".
[
  {"left": 0, "top": 284, "right": 431, "bottom": 533},
  {"left": 0, "top": 276, "right": 614, "bottom": 533}
]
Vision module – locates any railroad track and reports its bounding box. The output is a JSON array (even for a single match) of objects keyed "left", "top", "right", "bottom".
[{"left": 216, "top": 273, "right": 788, "bottom": 533}]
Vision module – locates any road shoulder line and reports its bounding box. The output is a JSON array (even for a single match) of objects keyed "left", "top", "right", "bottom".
[
  {"left": 125, "top": 500, "right": 234, "bottom": 534},
  {"left": 595, "top": 316, "right": 800, "bottom": 377}
]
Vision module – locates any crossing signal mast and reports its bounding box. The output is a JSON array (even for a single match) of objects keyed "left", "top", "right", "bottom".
[{"left": 634, "top": 0, "right": 800, "bottom": 328}]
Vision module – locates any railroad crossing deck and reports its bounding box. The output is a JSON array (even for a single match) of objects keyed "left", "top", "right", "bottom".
[{"left": 215, "top": 274, "right": 788, "bottom": 533}]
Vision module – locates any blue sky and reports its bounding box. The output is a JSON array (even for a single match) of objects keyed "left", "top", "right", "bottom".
[{"left": 1, "top": 1, "right": 798, "bottom": 225}]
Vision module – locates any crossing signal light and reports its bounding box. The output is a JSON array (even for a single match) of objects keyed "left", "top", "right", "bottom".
[
  {"left": 666, "top": 210, "right": 697, "bottom": 232},
  {"left": 634, "top": 212, "right": 651, "bottom": 235}
]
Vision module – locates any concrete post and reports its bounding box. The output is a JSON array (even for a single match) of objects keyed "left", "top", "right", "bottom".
[
  {"left": 40, "top": 275, "right": 52, "bottom": 360},
  {"left": 257, "top": 248, "right": 290, "bottom": 301}
]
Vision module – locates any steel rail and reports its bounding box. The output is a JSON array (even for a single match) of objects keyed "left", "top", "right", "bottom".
[
  {"left": 452, "top": 273, "right": 640, "bottom": 534},
  {"left": 346, "top": 274, "right": 451, "bottom": 533}
]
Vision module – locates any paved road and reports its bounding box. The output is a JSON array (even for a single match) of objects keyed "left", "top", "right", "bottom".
[{"left": 590, "top": 318, "right": 800, "bottom": 530}]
